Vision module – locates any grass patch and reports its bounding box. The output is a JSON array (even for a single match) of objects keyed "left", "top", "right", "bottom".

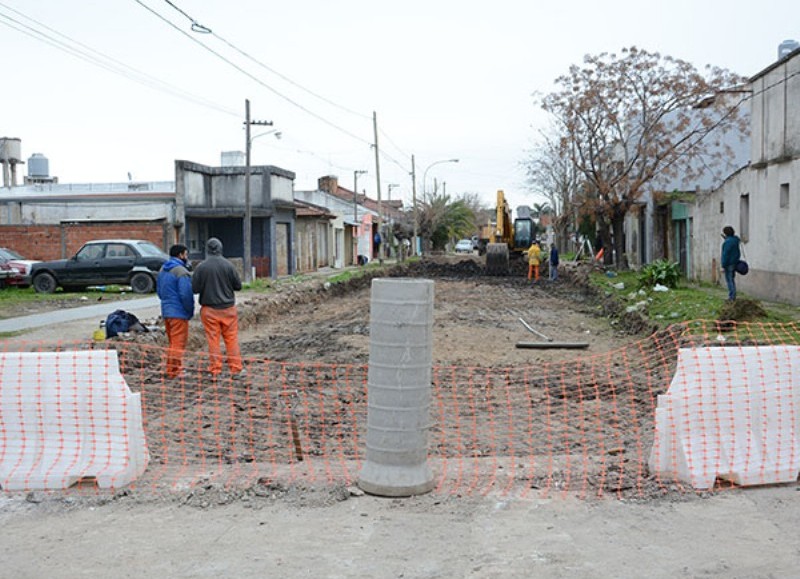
[
  {"left": 0, "top": 285, "right": 131, "bottom": 305},
  {"left": 326, "top": 270, "right": 361, "bottom": 284},
  {"left": 0, "top": 330, "right": 27, "bottom": 338},
  {"left": 590, "top": 270, "right": 799, "bottom": 325},
  {"left": 242, "top": 278, "right": 275, "bottom": 292},
  {"left": 238, "top": 260, "right": 401, "bottom": 292}
]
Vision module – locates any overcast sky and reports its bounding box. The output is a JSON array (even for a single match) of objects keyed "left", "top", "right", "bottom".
[{"left": 1, "top": 0, "right": 798, "bottom": 211}]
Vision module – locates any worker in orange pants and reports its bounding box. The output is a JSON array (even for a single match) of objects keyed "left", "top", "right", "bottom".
[
  {"left": 164, "top": 318, "right": 190, "bottom": 378},
  {"left": 199, "top": 305, "right": 242, "bottom": 376},
  {"left": 157, "top": 244, "right": 195, "bottom": 379},
  {"left": 192, "top": 238, "right": 245, "bottom": 379}
]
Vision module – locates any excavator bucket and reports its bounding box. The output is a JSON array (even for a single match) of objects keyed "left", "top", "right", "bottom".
[{"left": 485, "top": 243, "right": 510, "bottom": 275}]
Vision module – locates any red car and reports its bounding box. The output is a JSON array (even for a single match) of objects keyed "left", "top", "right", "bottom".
[{"left": 0, "top": 247, "right": 38, "bottom": 288}]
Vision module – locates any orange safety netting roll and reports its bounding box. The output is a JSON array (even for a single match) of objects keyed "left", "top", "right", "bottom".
[{"left": 1, "top": 319, "right": 798, "bottom": 498}]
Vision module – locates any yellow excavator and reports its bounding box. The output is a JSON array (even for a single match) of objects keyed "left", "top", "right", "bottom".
[{"left": 483, "top": 190, "right": 534, "bottom": 275}]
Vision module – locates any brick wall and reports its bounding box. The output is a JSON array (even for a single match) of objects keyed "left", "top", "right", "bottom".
[
  {"left": 0, "top": 222, "right": 169, "bottom": 260},
  {"left": 0, "top": 226, "right": 61, "bottom": 260}
]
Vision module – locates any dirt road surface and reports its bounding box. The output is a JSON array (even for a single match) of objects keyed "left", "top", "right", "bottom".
[{"left": 2, "top": 257, "right": 799, "bottom": 577}]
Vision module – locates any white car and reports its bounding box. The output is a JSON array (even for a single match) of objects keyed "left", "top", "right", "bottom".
[{"left": 454, "top": 239, "right": 474, "bottom": 254}]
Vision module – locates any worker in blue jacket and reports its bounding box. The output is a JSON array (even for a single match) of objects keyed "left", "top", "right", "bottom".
[
  {"left": 720, "top": 226, "right": 741, "bottom": 301},
  {"left": 157, "top": 244, "right": 195, "bottom": 379}
]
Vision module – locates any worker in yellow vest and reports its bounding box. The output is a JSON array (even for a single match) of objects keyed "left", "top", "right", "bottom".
[{"left": 527, "top": 240, "right": 542, "bottom": 283}]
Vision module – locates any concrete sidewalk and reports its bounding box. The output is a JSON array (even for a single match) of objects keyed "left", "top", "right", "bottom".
[{"left": 0, "top": 296, "right": 161, "bottom": 333}]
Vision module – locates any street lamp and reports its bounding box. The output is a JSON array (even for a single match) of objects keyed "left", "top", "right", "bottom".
[
  {"left": 422, "top": 158, "right": 459, "bottom": 200},
  {"left": 251, "top": 130, "right": 282, "bottom": 143},
  {"left": 353, "top": 170, "right": 367, "bottom": 223},
  {"left": 417, "top": 158, "right": 459, "bottom": 256}
]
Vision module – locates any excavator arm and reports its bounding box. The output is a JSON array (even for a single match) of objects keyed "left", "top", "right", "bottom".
[{"left": 486, "top": 190, "right": 512, "bottom": 275}]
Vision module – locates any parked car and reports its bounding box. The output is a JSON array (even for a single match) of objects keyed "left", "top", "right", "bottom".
[
  {"left": 0, "top": 247, "right": 39, "bottom": 288},
  {"left": 455, "top": 239, "right": 474, "bottom": 254},
  {"left": 0, "top": 261, "right": 20, "bottom": 288},
  {"left": 30, "top": 239, "right": 169, "bottom": 294}
]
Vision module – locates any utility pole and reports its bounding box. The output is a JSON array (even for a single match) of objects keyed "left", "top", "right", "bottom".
[
  {"left": 244, "top": 99, "right": 272, "bottom": 283},
  {"left": 411, "top": 154, "right": 418, "bottom": 256},
  {"left": 353, "top": 169, "right": 366, "bottom": 264},
  {"left": 372, "top": 111, "right": 383, "bottom": 264}
]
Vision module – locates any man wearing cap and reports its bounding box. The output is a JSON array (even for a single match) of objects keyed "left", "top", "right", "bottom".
[{"left": 191, "top": 237, "right": 245, "bottom": 379}]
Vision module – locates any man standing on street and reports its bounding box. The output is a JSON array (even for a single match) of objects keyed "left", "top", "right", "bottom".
[
  {"left": 192, "top": 238, "right": 245, "bottom": 379},
  {"left": 549, "top": 243, "right": 560, "bottom": 282},
  {"left": 720, "top": 225, "right": 741, "bottom": 301},
  {"left": 157, "top": 244, "right": 194, "bottom": 379}
]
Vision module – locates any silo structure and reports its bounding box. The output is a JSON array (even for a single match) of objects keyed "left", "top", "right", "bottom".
[{"left": 0, "top": 137, "right": 23, "bottom": 187}]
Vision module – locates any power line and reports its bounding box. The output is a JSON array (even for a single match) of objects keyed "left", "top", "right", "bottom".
[
  {"left": 0, "top": 2, "right": 239, "bottom": 117},
  {"left": 151, "top": 0, "right": 415, "bottom": 175},
  {"left": 212, "top": 31, "right": 372, "bottom": 120},
  {"left": 133, "top": 0, "right": 372, "bottom": 146},
  {"left": 161, "top": 0, "right": 209, "bottom": 32},
  {"left": 158, "top": 0, "right": 370, "bottom": 119},
  {"left": 378, "top": 128, "right": 412, "bottom": 160},
  {"left": 6, "top": 0, "right": 419, "bottom": 184}
]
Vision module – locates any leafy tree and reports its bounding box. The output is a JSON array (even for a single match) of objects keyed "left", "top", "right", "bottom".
[
  {"left": 417, "top": 193, "right": 475, "bottom": 251},
  {"left": 531, "top": 202, "right": 552, "bottom": 219},
  {"left": 541, "top": 46, "right": 748, "bottom": 268}
]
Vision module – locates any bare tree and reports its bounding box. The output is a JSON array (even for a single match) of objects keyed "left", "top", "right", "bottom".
[
  {"left": 524, "top": 127, "right": 582, "bottom": 252},
  {"left": 541, "top": 46, "right": 748, "bottom": 267}
]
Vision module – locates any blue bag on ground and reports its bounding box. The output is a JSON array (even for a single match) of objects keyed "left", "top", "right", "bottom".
[{"left": 105, "top": 309, "right": 147, "bottom": 338}]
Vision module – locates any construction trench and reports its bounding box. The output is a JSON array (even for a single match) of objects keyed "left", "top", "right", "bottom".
[
  {"left": 85, "top": 255, "right": 697, "bottom": 501},
  {"left": 6, "top": 255, "right": 794, "bottom": 501},
  {"left": 4, "top": 257, "right": 798, "bottom": 579}
]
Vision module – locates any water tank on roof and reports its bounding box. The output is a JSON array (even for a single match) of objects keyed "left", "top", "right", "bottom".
[
  {"left": 0, "top": 137, "right": 22, "bottom": 162},
  {"left": 778, "top": 39, "right": 799, "bottom": 60},
  {"left": 27, "top": 153, "right": 49, "bottom": 177}
]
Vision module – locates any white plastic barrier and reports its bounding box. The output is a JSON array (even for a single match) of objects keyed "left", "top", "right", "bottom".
[
  {"left": 649, "top": 346, "right": 800, "bottom": 489},
  {"left": 0, "top": 350, "right": 149, "bottom": 490}
]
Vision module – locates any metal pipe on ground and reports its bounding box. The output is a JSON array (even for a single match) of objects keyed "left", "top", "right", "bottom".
[
  {"left": 518, "top": 317, "right": 553, "bottom": 341},
  {"left": 516, "top": 341, "right": 589, "bottom": 349}
]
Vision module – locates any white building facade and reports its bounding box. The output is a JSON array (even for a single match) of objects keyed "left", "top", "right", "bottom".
[{"left": 693, "top": 48, "right": 800, "bottom": 305}]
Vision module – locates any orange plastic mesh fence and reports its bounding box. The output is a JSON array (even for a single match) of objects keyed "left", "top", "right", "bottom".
[{"left": 1, "top": 319, "right": 798, "bottom": 498}]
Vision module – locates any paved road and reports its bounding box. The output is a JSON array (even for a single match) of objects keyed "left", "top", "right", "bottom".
[{"left": 0, "top": 296, "right": 161, "bottom": 333}]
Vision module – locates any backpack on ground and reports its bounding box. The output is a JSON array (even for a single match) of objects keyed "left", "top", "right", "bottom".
[{"left": 105, "top": 309, "right": 147, "bottom": 338}]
